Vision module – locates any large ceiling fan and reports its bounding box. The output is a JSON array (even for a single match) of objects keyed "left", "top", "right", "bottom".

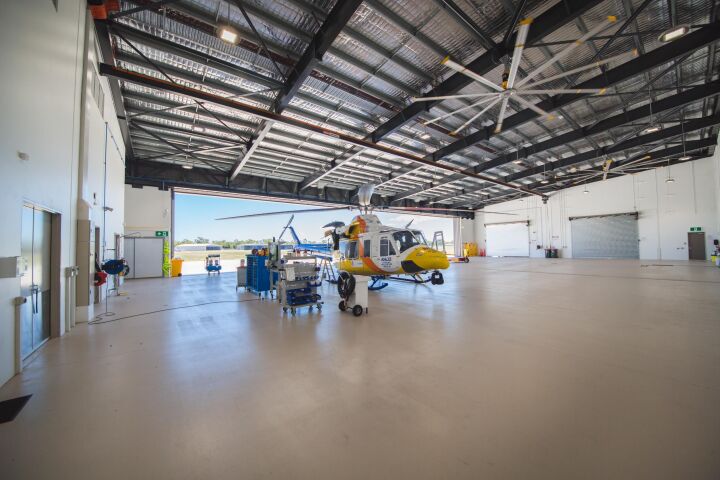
[{"left": 413, "top": 16, "right": 637, "bottom": 135}]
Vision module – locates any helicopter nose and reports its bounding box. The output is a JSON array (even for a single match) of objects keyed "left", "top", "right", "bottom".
[
  {"left": 422, "top": 249, "right": 450, "bottom": 270},
  {"left": 403, "top": 247, "right": 449, "bottom": 272}
]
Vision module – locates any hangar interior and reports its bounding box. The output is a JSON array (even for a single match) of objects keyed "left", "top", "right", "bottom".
[{"left": 0, "top": 0, "right": 719, "bottom": 478}]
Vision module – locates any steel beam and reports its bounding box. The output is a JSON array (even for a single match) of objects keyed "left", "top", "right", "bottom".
[
  {"left": 99, "top": 63, "right": 547, "bottom": 199},
  {"left": 435, "top": 0, "right": 497, "bottom": 51},
  {"left": 369, "top": 0, "right": 605, "bottom": 142},
  {"left": 94, "top": 20, "right": 134, "bottom": 158},
  {"left": 109, "top": 21, "right": 282, "bottom": 89},
  {"left": 127, "top": 161, "right": 473, "bottom": 218},
  {"left": 274, "top": 0, "right": 374, "bottom": 112},
  {"left": 229, "top": 122, "right": 273, "bottom": 180},
  {"left": 390, "top": 72, "right": 720, "bottom": 203},
  {"left": 299, "top": 148, "right": 366, "bottom": 190},
  {"left": 477, "top": 139, "right": 717, "bottom": 207},
  {"left": 478, "top": 80, "right": 720, "bottom": 172},
  {"left": 504, "top": 115, "right": 720, "bottom": 182},
  {"left": 109, "top": 0, "right": 181, "bottom": 20},
  {"left": 443, "top": 120, "right": 720, "bottom": 207},
  {"left": 431, "top": 23, "right": 720, "bottom": 161}
]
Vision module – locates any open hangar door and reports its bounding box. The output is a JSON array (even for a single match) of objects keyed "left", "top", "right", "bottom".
[
  {"left": 570, "top": 213, "right": 639, "bottom": 259},
  {"left": 486, "top": 221, "right": 530, "bottom": 257}
]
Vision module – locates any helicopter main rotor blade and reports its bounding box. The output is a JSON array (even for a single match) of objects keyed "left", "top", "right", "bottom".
[
  {"left": 390, "top": 206, "right": 517, "bottom": 215},
  {"left": 216, "top": 206, "right": 351, "bottom": 220}
]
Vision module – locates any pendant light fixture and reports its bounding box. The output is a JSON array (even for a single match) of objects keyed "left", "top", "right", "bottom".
[
  {"left": 678, "top": 113, "right": 690, "bottom": 161},
  {"left": 642, "top": 85, "right": 659, "bottom": 134}
]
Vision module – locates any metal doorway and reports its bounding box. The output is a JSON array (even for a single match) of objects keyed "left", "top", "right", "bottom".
[
  {"left": 688, "top": 232, "right": 706, "bottom": 260},
  {"left": 20, "top": 205, "right": 53, "bottom": 358},
  {"left": 570, "top": 213, "right": 639, "bottom": 259}
]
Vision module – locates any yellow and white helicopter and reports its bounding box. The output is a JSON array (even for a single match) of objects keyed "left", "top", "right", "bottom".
[{"left": 217, "top": 184, "right": 512, "bottom": 288}]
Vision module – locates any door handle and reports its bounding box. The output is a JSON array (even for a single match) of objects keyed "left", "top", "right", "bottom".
[{"left": 31, "top": 284, "right": 39, "bottom": 314}]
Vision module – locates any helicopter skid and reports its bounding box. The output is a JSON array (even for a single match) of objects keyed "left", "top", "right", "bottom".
[{"left": 382, "top": 270, "right": 444, "bottom": 285}]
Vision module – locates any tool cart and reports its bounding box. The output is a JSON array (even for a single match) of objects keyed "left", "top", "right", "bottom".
[{"left": 276, "top": 256, "right": 323, "bottom": 315}]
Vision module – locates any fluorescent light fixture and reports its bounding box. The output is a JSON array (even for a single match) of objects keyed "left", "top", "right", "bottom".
[
  {"left": 182, "top": 165, "right": 193, "bottom": 170},
  {"left": 420, "top": 133, "right": 431, "bottom": 140},
  {"left": 659, "top": 25, "right": 689, "bottom": 43},
  {"left": 218, "top": 25, "right": 239, "bottom": 44},
  {"left": 678, "top": 155, "right": 691, "bottom": 161},
  {"left": 642, "top": 125, "right": 660, "bottom": 134},
  {"left": 665, "top": 177, "right": 675, "bottom": 183},
  {"left": 513, "top": 159, "right": 523, "bottom": 164},
  {"left": 540, "top": 179, "right": 549, "bottom": 184}
]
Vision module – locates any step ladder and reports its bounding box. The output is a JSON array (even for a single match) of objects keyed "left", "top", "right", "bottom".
[
  {"left": 320, "top": 257, "right": 337, "bottom": 283},
  {"left": 431, "top": 231, "right": 446, "bottom": 253}
]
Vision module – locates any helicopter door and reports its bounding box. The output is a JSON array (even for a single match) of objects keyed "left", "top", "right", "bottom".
[{"left": 376, "top": 235, "right": 400, "bottom": 273}]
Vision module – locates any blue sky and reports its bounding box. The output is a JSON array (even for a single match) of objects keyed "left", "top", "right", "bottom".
[{"left": 175, "top": 193, "right": 454, "bottom": 243}]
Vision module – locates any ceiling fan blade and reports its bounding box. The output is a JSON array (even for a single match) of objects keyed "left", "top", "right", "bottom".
[
  {"left": 505, "top": 18, "right": 532, "bottom": 89},
  {"left": 412, "top": 93, "right": 500, "bottom": 102},
  {"left": 442, "top": 57, "right": 504, "bottom": 92},
  {"left": 522, "top": 50, "right": 638, "bottom": 89},
  {"left": 602, "top": 158, "right": 613, "bottom": 180},
  {"left": 511, "top": 94, "right": 555, "bottom": 120},
  {"left": 517, "top": 88, "right": 607, "bottom": 95},
  {"left": 423, "top": 95, "right": 498, "bottom": 126},
  {"left": 216, "top": 206, "right": 351, "bottom": 220},
  {"left": 493, "top": 97, "right": 510, "bottom": 133},
  {"left": 451, "top": 96, "right": 502, "bottom": 135},
  {"left": 516, "top": 16, "right": 618, "bottom": 88}
]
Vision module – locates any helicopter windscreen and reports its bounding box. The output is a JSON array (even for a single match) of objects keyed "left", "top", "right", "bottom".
[
  {"left": 410, "top": 230, "right": 428, "bottom": 246},
  {"left": 392, "top": 230, "right": 421, "bottom": 253}
]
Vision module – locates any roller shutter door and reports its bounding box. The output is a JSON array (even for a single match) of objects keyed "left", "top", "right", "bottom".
[
  {"left": 486, "top": 222, "right": 529, "bottom": 257},
  {"left": 570, "top": 213, "right": 639, "bottom": 259}
]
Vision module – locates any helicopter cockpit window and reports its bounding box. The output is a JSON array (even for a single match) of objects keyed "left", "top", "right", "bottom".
[
  {"left": 345, "top": 240, "right": 358, "bottom": 259},
  {"left": 392, "top": 231, "right": 420, "bottom": 253},
  {"left": 412, "top": 230, "right": 428, "bottom": 246}
]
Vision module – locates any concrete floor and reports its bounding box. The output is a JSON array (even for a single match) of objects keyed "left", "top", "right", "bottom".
[{"left": 1, "top": 258, "right": 719, "bottom": 479}]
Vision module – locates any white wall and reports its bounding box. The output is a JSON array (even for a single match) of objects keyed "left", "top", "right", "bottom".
[
  {"left": 478, "top": 151, "right": 720, "bottom": 260},
  {"left": 0, "top": 1, "right": 126, "bottom": 386},
  {"left": 124, "top": 186, "right": 172, "bottom": 238}
]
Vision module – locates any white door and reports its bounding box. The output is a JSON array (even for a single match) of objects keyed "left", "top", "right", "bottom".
[
  {"left": 125, "top": 237, "right": 164, "bottom": 278},
  {"left": 486, "top": 222, "right": 529, "bottom": 257},
  {"left": 133, "top": 238, "right": 164, "bottom": 278}
]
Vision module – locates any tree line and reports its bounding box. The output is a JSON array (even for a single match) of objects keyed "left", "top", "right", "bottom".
[{"left": 174, "top": 237, "right": 312, "bottom": 249}]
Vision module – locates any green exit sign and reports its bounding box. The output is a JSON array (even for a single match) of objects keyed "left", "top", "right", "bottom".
[
  {"left": 689, "top": 227, "right": 702, "bottom": 232},
  {"left": 155, "top": 230, "right": 169, "bottom": 237}
]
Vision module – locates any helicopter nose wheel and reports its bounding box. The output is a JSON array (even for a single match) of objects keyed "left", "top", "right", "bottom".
[{"left": 430, "top": 271, "right": 444, "bottom": 285}]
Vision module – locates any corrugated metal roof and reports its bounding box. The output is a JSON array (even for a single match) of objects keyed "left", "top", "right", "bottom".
[{"left": 110, "top": 0, "right": 719, "bottom": 209}]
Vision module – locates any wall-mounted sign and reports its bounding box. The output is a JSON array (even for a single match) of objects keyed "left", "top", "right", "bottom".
[{"left": 155, "top": 231, "right": 169, "bottom": 237}]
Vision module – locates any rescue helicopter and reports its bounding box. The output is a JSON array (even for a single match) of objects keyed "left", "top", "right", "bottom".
[{"left": 216, "top": 184, "right": 514, "bottom": 288}]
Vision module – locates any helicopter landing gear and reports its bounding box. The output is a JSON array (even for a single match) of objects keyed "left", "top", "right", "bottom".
[
  {"left": 369, "top": 275, "right": 389, "bottom": 290},
  {"left": 430, "top": 270, "right": 444, "bottom": 285}
]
